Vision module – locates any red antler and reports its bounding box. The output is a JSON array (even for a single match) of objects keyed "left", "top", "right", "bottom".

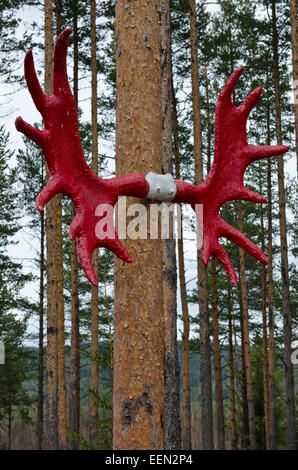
[
  {"left": 16, "top": 30, "right": 289, "bottom": 288},
  {"left": 173, "top": 67, "right": 289, "bottom": 286},
  {"left": 16, "top": 28, "right": 149, "bottom": 286}
]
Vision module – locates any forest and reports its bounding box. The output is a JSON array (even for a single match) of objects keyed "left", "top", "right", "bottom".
[{"left": 0, "top": 0, "right": 297, "bottom": 452}]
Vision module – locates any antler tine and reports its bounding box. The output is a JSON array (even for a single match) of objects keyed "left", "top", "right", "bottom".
[
  {"left": 202, "top": 242, "right": 238, "bottom": 287},
  {"left": 220, "top": 219, "right": 268, "bottom": 265},
  {"left": 53, "top": 27, "right": 72, "bottom": 96},
  {"left": 76, "top": 236, "right": 98, "bottom": 287},
  {"left": 15, "top": 117, "right": 48, "bottom": 147},
  {"left": 24, "top": 50, "right": 47, "bottom": 116},
  {"left": 248, "top": 144, "right": 289, "bottom": 163},
  {"left": 107, "top": 236, "right": 133, "bottom": 263},
  {"left": 218, "top": 67, "right": 244, "bottom": 104},
  {"left": 239, "top": 86, "right": 263, "bottom": 118}
]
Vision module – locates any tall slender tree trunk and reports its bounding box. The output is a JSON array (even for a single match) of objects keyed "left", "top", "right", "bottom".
[
  {"left": 271, "top": 0, "right": 296, "bottom": 449},
  {"left": 172, "top": 84, "right": 191, "bottom": 450},
  {"left": 113, "top": 0, "right": 164, "bottom": 450},
  {"left": 228, "top": 310, "right": 237, "bottom": 450},
  {"left": 8, "top": 391, "right": 12, "bottom": 450},
  {"left": 266, "top": 97, "right": 276, "bottom": 450},
  {"left": 55, "top": 0, "right": 62, "bottom": 35},
  {"left": 290, "top": 0, "right": 298, "bottom": 175},
  {"left": 204, "top": 64, "right": 212, "bottom": 172},
  {"left": 37, "top": 209, "right": 45, "bottom": 449},
  {"left": 259, "top": 167, "right": 270, "bottom": 449},
  {"left": 232, "top": 315, "right": 241, "bottom": 449},
  {"left": 211, "top": 258, "right": 225, "bottom": 449},
  {"left": 89, "top": 0, "right": 99, "bottom": 443},
  {"left": 189, "top": 0, "right": 213, "bottom": 450},
  {"left": 240, "top": 307, "right": 250, "bottom": 450},
  {"left": 69, "top": 2, "right": 80, "bottom": 446},
  {"left": 237, "top": 202, "right": 256, "bottom": 449},
  {"left": 44, "top": 0, "right": 58, "bottom": 450},
  {"left": 160, "top": 0, "right": 181, "bottom": 450},
  {"left": 54, "top": 3, "right": 68, "bottom": 450}
]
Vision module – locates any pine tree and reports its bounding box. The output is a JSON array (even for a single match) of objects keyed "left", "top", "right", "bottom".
[
  {"left": 161, "top": 0, "right": 181, "bottom": 450},
  {"left": 16, "top": 135, "right": 46, "bottom": 449},
  {"left": 89, "top": 0, "right": 99, "bottom": 443},
  {"left": 113, "top": 0, "right": 164, "bottom": 449},
  {"left": 189, "top": 0, "right": 213, "bottom": 449},
  {"left": 0, "top": 125, "right": 33, "bottom": 450},
  {"left": 290, "top": 0, "right": 298, "bottom": 175},
  {"left": 271, "top": 0, "right": 296, "bottom": 449},
  {"left": 172, "top": 83, "right": 192, "bottom": 450},
  {"left": 44, "top": 0, "right": 58, "bottom": 450}
]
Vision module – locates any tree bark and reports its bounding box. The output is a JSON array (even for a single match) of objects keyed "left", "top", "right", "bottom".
[
  {"left": 259, "top": 167, "right": 270, "bottom": 450},
  {"left": 54, "top": 3, "right": 68, "bottom": 450},
  {"left": 37, "top": 210, "right": 45, "bottom": 449},
  {"left": 290, "top": 0, "right": 298, "bottom": 176},
  {"left": 69, "top": 2, "right": 80, "bottom": 446},
  {"left": 44, "top": 0, "right": 58, "bottom": 451},
  {"left": 240, "top": 306, "right": 250, "bottom": 450},
  {"left": 271, "top": 0, "right": 296, "bottom": 449},
  {"left": 160, "top": 0, "right": 181, "bottom": 450},
  {"left": 113, "top": 0, "right": 164, "bottom": 450},
  {"left": 189, "top": 0, "right": 213, "bottom": 449},
  {"left": 211, "top": 258, "right": 225, "bottom": 449},
  {"left": 266, "top": 97, "right": 276, "bottom": 449},
  {"left": 89, "top": 0, "right": 99, "bottom": 443},
  {"left": 228, "top": 311, "right": 237, "bottom": 450},
  {"left": 237, "top": 202, "right": 256, "bottom": 450},
  {"left": 55, "top": 0, "right": 62, "bottom": 36}
]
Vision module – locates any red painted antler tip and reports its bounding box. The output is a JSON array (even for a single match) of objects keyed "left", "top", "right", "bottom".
[
  {"left": 25, "top": 49, "right": 33, "bottom": 60},
  {"left": 58, "top": 27, "right": 72, "bottom": 41},
  {"left": 15, "top": 116, "right": 22, "bottom": 130},
  {"left": 218, "top": 67, "right": 245, "bottom": 102}
]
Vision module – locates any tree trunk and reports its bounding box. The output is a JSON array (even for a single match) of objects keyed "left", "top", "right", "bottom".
[
  {"left": 54, "top": 3, "right": 68, "bottom": 450},
  {"left": 240, "top": 307, "right": 250, "bottom": 450},
  {"left": 259, "top": 167, "right": 270, "bottom": 450},
  {"left": 189, "top": 0, "right": 213, "bottom": 449},
  {"left": 228, "top": 312, "right": 237, "bottom": 450},
  {"left": 55, "top": 0, "right": 62, "bottom": 36},
  {"left": 44, "top": 0, "right": 58, "bottom": 451},
  {"left": 113, "top": 0, "right": 164, "bottom": 450},
  {"left": 211, "top": 258, "right": 225, "bottom": 450},
  {"left": 232, "top": 311, "right": 241, "bottom": 449},
  {"left": 89, "top": 0, "right": 99, "bottom": 443},
  {"left": 37, "top": 210, "right": 45, "bottom": 449},
  {"left": 160, "top": 0, "right": 181, "bottom": 450},
  {"left": 69, "top": 2, "right": 80, "bottom": 446},
  {"left": 237, "top": 202, "right": 256, "bottom": 450},
  {"left": 271, "top": 0, "right": 296, "bottom": 449},
  {"left": 290, "top": 0, "right": 298, "bottom": 176},
  {"left": 266, "top": 97, "right": 276, "bottom": 449},
  {"left": 172, "top": 84, "right": 191, "bottom": 450},
  {"left": 8, "top": 391, "right": 12, "bottom": 450}
]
